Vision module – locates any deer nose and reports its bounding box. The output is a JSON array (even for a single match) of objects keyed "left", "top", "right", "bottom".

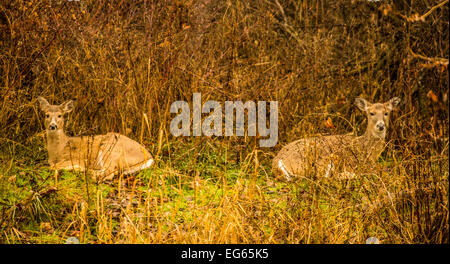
[
  {"left": 376, "top": 123, "right": 385, "bottom": 131},
  {"left": 49, "top": 124, "right": 57, "bottom": 130}
]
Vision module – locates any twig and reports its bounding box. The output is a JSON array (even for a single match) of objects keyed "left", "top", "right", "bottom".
[
  {"left": 272, "top": 0, "right": 306, "bottom": 52},
  {"left": 418, "top": 0, "right": 449, "bottom": 21},
  {"left": 409, "top": 48, "right": 449, "bottom": 66},
  {"left": 384, "top": 0, "right": 449, "bottom": 22}
]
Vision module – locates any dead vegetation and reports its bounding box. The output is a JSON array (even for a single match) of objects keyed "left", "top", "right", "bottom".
[{"left": 0, "top": 0, "right": 448, "bottom": 244}]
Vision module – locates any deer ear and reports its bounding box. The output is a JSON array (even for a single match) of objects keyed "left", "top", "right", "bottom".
[
  {"left": 60, "top": 100, "right": 74, "bottom": 113},
  {"left": 37, "top": 97, "right": 50, "bottom": 111},
  {"left": 355, "top": 98, "right": 370, "bottom": 112},
  {"left": 386, "top": 97, "right": 401, "bottom": 111}
]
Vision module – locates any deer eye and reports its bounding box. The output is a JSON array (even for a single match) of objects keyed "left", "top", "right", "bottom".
[
  {"left": 58, "top": 115, "right": 62, "bottom": 118},
  {"left": 45, "top": 114, "right": 50, "bottom": 118},
  {"left": 370, "top": 112, "right": 375, "bottom": 116},
  {"left": 384, "top": 112, "right": 388, "bottom": 116}
]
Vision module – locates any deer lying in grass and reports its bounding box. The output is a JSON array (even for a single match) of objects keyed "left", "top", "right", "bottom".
[
  {"left": 37, "top": 96, "right": 154, "bottom": 181},
  {"left": 272, "top": 97, "right": 401, "bottom": 181}
]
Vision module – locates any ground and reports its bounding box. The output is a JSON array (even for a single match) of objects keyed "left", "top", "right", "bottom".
[{"left": 0, "top": 137, "right": 447, "bottom": 244}]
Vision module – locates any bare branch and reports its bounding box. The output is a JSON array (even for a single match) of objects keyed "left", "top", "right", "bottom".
[
  {"left": 418, "top": 0, "right": 449, "bottom": 21},
  {"left": 409, "top": 48, "right": 449, "bottom": 67},
  {"left": 380, "top": 0, "right": 448, "bottom": 22}
]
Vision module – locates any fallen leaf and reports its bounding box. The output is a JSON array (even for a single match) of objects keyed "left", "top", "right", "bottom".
[
  {"left": 324, "top": 117, "right": 335, "bottom": 129},
  {"left": 427, "top": 90, "right": 438, "bottom": 103}
]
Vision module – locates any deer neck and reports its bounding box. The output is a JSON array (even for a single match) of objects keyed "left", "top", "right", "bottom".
[
  {"left": 46, "top": 129, "right": 69, "bottom": 165},
  {"left": 357, "top": 129, "right": 386, "bottom": 162}
]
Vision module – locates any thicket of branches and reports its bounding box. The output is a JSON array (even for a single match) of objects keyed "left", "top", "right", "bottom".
[{"left": 0, "top": 0, "right": 448, "bottom": 158}]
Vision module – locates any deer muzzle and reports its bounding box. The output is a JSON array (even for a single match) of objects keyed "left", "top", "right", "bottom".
[{"left": 376, "top": 121, "right": 385, "bottom": 131}]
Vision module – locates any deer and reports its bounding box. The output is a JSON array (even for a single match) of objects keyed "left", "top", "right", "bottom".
[
  {"left": 272, "top": 97, "right": 401, "bottom": 181},
  {"left": 37, "top": 96, "right": 154, "bottom": 181}
]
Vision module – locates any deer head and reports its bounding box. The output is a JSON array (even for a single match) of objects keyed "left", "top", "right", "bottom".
[
  {"left": 354, "top": 97, "right": 401, "bottom": 139},
  {"left": 37, "top": 96, "right": 74, "bottom": 134}
]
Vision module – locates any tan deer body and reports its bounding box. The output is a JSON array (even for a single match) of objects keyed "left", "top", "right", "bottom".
[
  {"left": 272, "top": 97, "right": 401, "bottom": 180},
  {"left": 38, "top": 97, "right": 153, "bottom": 181}
]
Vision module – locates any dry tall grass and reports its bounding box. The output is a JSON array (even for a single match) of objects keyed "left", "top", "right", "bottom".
[{"left": 0, "top": 0, "right": 448, "bottom": 243}]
